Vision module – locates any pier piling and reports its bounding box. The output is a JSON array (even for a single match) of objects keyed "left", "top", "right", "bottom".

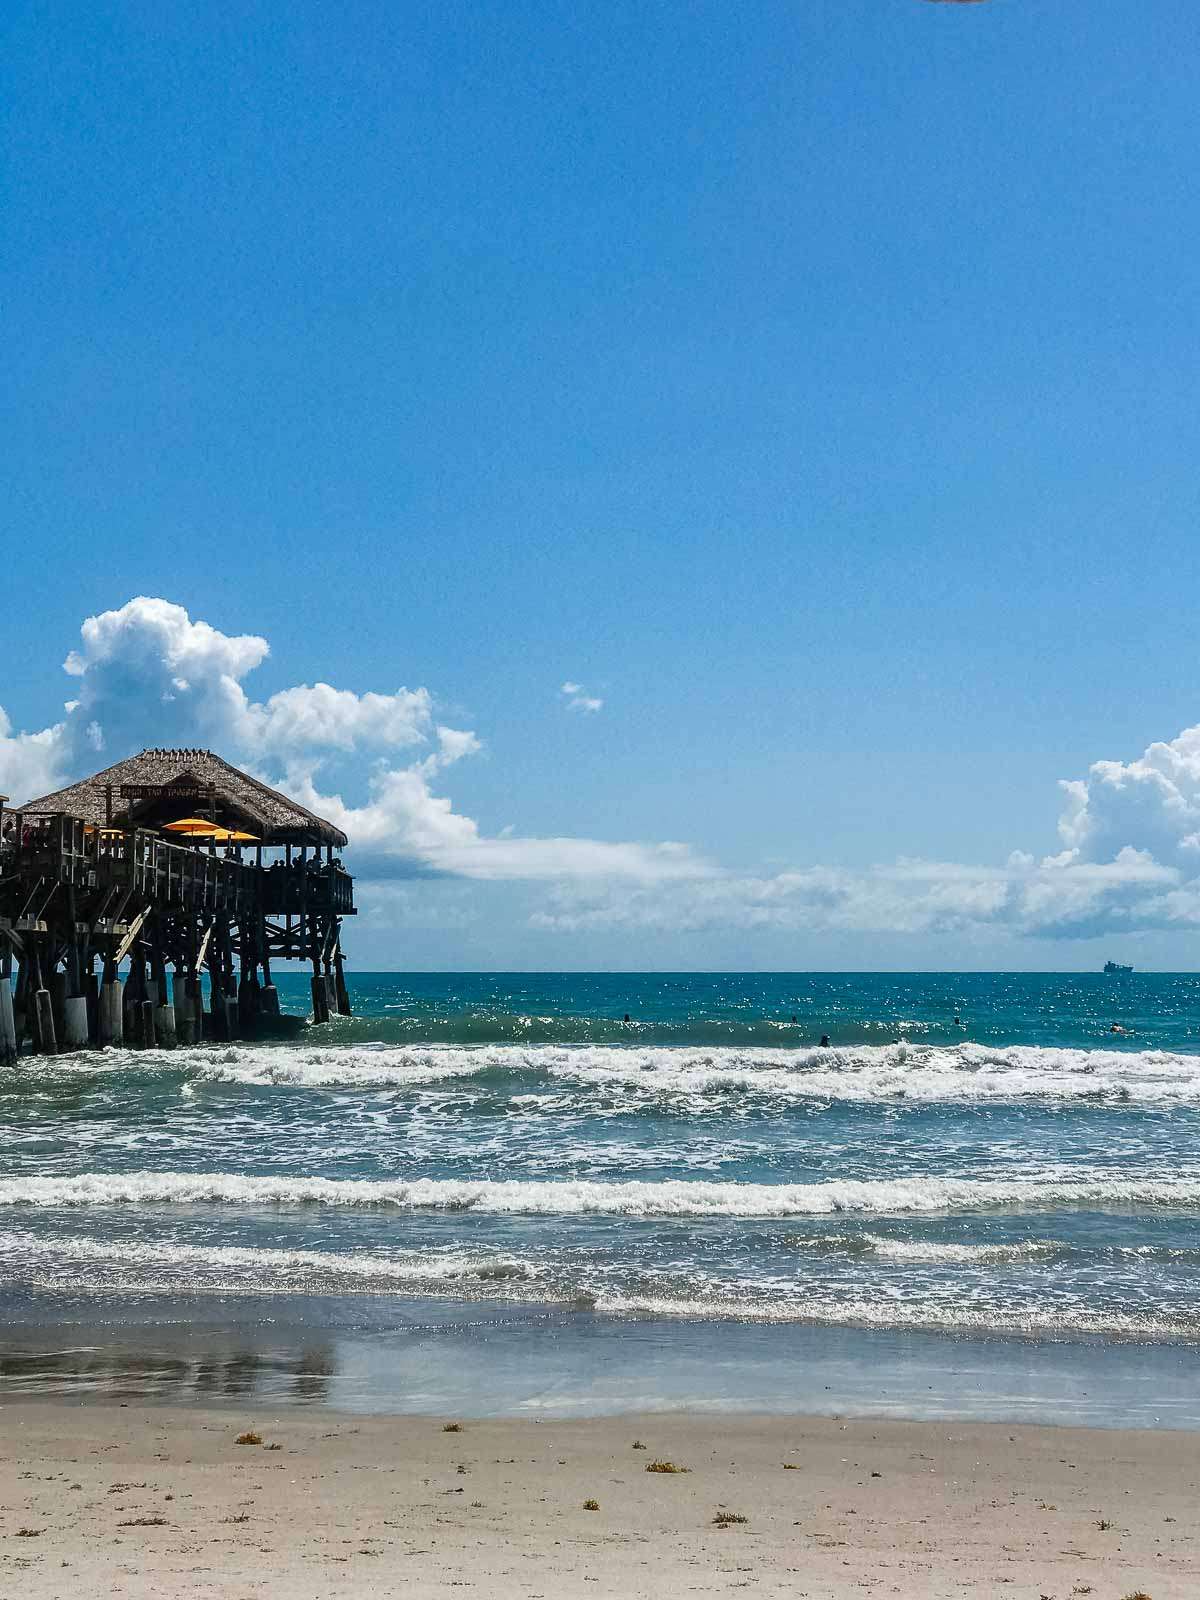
[
  {"left": 0, "top": 980, "right": 16, "bottom": 1067},
  {"left": 34, "top": 989, "right": 57, "bottom": 1056},
  {"left": 62, "top": 996, "right": 89, "bottom": 1051}
]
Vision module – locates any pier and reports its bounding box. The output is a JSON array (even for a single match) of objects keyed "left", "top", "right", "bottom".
[{"left": 0, "top": 748, "right": 355, "bottom": 1062}]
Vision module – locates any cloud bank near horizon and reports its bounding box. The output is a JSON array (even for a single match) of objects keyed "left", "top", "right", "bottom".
[{"left": 1, "top": 596, "right": 1198, "bottom": 941}]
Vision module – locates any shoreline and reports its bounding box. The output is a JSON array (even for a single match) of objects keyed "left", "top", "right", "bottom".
[
  {"left": 2, "top": 1400, "right": 1195, "bottom": 1597},
  {"left": 5, "top": 1292, "right": 1200, "bottom": 1431}
]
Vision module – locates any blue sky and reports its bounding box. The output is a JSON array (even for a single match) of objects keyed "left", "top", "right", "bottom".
[{"left": 2, "top": 0, "right": 1199, "bottom": 969}]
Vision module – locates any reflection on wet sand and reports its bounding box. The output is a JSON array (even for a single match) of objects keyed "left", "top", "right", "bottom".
[{"left": 0, "top": 1343, "right": 336, "bottom": 1403}]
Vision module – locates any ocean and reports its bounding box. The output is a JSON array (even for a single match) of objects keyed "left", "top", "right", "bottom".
[{"left": 2, "top": 971, "right": 1199, "bottom": 1425}]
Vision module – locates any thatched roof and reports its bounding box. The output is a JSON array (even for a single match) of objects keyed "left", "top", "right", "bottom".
[{"left": 18, "top": 749, "right": 348, "bottom": 848}]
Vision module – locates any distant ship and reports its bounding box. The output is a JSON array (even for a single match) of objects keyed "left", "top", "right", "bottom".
[{"left": 1103, "top": 960, "right": 1134, "bottom": 975}]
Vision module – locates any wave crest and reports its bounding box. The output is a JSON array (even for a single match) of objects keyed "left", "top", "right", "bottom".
[{"left": 2, "top": 1169, "right": 1199, "bottom": 1216}]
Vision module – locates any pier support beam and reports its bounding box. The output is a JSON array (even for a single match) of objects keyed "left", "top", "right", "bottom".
[
  {"left": 310, "top": 972, "right": 330, "bottom": 1024},
  {"left": 138, "top": 998, "right": 156, "bottom": 1048},
  {"left": 99, "top": 980, "right": 124, "bottom": 1046},
  {"left": 155, "top": 1003, "right": 177, "bottom": 1048},
  {"left": 334, "top": 950, "right": 351, "bottom": 1016},
  {"left": 34, "top": 988, "right": 57, "bottom": 1056},
  {"left": 173, "top": 972, "right": 196, "bottom": 1046},
  {"left": 86, "top": 973, "right": 100, "bottom": 1045},
  {"left": 62, "top": 996, "right": 89, "bottom": 1052},
  {"left": 50, "top": 972, "right": 68, "bottom": 1044},
  {"left": 237, "top": 974, "right": 258, "bottom": 1033},
  {"left": 0, "top": 979, "right": 16, "bottom": 1066}
]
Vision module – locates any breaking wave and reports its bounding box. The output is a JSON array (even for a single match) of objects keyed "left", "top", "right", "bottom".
[
  {"left": 8, "top": 1039, "right": 1200, "bottom": 1107},
  {"left": 2, "top": 1169, "right": 1199, "bottom": 1215}
]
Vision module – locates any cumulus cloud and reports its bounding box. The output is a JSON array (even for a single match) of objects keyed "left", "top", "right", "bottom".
[
  {"left": 54, "top": 597, "right": 434, "bottom": 762},
  {"left": 1055, "top": 723, "right": 1200, "bottom": 869},
  {"left": 0, "top": 706, "right": 67, "bottom": 806},
  {"left": 4, "top": 597, "right": 1200, "bottom": 943},
  {"left": 281, "top": 759, "right": 708, "bottom": 883},
  {"left": 559, "top": 680, "right": 603, "bottom": 714}
]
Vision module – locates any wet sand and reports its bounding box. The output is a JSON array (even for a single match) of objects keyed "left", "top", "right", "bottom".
[{"left": 0, "top": 1402, "right": 1195, "bottom": 1597}]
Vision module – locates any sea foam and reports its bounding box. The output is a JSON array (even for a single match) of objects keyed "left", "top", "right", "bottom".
[
  {"left": 2, "top": 1168, "right": 1198, "bottom": 1215},
  {"left": 8, "top": 1039, "right": 1200, "bottom": 1105}
]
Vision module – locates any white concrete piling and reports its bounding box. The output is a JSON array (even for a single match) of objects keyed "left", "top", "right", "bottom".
[
  {"left": 62, "top": 995, "right": 90, "bottom": 1051},
  {"left": 155, "top": 1003, "right": 177, "bottom": 1048},
  {"left": 99, "top": 980, "right": 124, "bottom": 1046},
  {"left": 0, "top": 981, "right": 17, "bottom": 1066}
]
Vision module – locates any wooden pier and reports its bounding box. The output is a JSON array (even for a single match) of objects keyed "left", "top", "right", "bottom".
[{"left": 0, "top": 749, "right": 355, "bottom": 1062}]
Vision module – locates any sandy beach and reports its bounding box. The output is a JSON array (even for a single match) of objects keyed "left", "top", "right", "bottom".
[{"left": 0, "top": 1403, "right": 1194, "bottom": 1598}]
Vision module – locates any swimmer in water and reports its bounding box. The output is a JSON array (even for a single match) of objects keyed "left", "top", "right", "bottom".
[
  {"left": 623, "top": 1013, "right": 630, "bottom": 1024},
  {"left": 819, "top": 1034, "right": 830, "bottom": 1047}
]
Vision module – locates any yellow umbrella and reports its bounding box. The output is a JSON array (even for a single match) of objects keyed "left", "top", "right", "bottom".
[
  {"left": 162, "top": 817, "right": 220, "bottom": 834},
  {"left": 208, "top": 828, "right": 259, "bottom": 843}
]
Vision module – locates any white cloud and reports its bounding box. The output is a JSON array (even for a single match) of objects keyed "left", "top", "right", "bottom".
[
  {"left": 559, "top": 679, "right": 603, "bottom": 714},
  {"left": 6, "top": 597, "right": 1200, "bottom": 944},
  {"left": 55, "top": 597, "right": 435, "bottom": 762},
  {"left": 1055, "top": 723, "right": 1200, "bottom": 869},
  {"left": 0, "top": 706, "right": 68, "bottom": 805},
  {"left": 283, "top": 760, "right": 710, "bottom": 883},
  {"left": 530, "top": 847, "right": 1181, "bottom": 941}
]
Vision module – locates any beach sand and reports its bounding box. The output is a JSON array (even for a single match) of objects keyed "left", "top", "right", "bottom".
[{"left": 0, "top": 1402, "right": 1194, "bottom": 1598}]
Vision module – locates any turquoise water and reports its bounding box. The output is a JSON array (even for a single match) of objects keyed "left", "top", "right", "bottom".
[{"left": 2, "top": 971, "right": 1199, "bottom": 1418}]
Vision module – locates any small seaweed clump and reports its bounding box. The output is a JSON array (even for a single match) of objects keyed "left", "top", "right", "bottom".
[
  {"left": 632, "top": 1439, "right": 647, "bottom": 1450},
  {"left": 646, "top": 1460, "right": 691, "bottom": 1474},
  {"left": 583, "top": 1498, "right": 600, "bottom": 1511},
  {"left": 712, "top": 1512, "right": 748, "bottom": 1527},
  {"left": 442, "top": 1422, "right": 463, "bottom": 1433},
  {"left": 235, "top": 1431, "right": 262, "bottom": 1446},
  {"left": 118, "top": 1516, "right": 167, "bottom": 1528}
]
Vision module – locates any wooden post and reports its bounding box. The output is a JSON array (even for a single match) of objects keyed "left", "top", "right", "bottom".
[
  {"left": 31, "top": 939, "right": 56, "bottom": 1056},
  {"left": 310, "top": 969, "right": 330, "bottom": 1024},
  {"left": 208, "top": 918, "right": 227, "bottom": 1040},
  {"left": 299, "top": 845, "right": 308, "bottom": 959},
  {"left": 34, "top": 988, "right": 57, "bottom": 1056},
  {"left": 86, "top": 970, "right": 100, "bottom": 1045},
  {"left": 334, "top": 943, "right": 351, "bottom": 1016},
  {"left": 66, "top": 885, "right": 83, "bottom": 998}
]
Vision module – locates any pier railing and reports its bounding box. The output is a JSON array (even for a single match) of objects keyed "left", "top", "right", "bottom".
[
  {"left": 0, "top": 814, "right": 353, "bottom": 923},
  {"left": 260, "top": 861, "right": 355, "bottom": 916},
  {"left": 101, "top": 829, "right": 257, "bottom": 915},
  {"left": 1, "top": 815, "right": 259, "bottom": 917}
]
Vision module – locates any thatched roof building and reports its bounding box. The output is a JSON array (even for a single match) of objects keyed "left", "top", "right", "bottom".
[{"left": 19, "top": 748, "right": 347, "bottom": 849}]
